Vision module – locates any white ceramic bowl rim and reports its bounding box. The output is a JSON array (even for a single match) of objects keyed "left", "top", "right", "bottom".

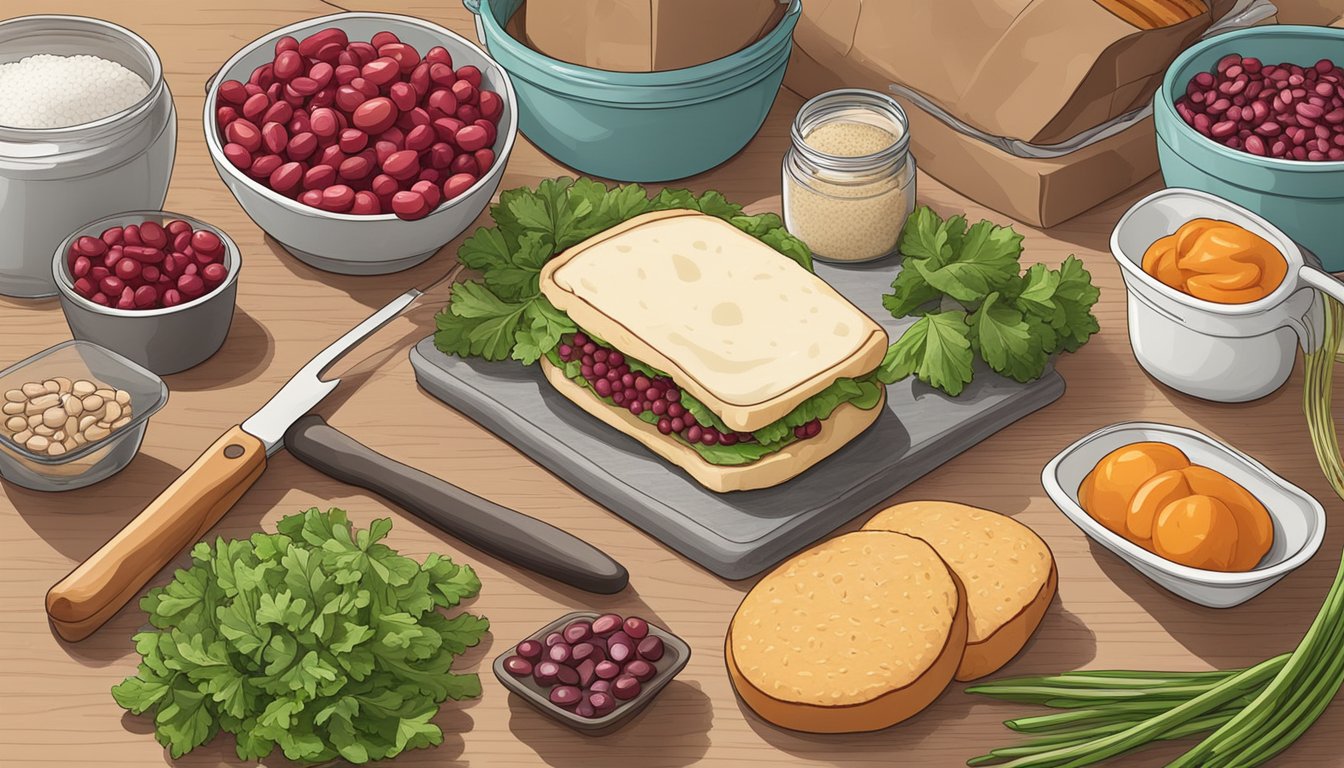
[
  {"left": 1043, "top": 420, "right": 1327, "bottom": 587},
  {"left": 202, "top": 12, "right": 518, "bottom": 224},
  {"left": 52, "top": 209, "right": 241, "bottom": 318},
  {"left": 1110, "top": 187, "right": 1308, "bottom": 316}
]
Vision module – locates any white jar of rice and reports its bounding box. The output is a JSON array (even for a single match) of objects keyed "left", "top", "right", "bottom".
[
  {"left": 0, "top": 16, "right": 176, "bottom": 298},
  {"left": 782, "top": 89, "right": 916, "bottom": 264}
]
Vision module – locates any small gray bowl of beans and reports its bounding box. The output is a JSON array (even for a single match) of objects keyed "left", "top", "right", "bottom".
[
  {"left": 203, "top": 12, "right": 517, "bottom": 275},
  {"left": 52, "top": 210, "right": 240, "bottom": 375},
  {"left": 0, "top": 340, "right": 167, "bottom": 491},
  {"left": 494, "top": 611, "right": 691, "bottom": 733}
]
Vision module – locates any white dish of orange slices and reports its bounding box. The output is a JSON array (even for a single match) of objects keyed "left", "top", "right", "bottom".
[{"left": 1043, "top": 421, "right": 1324, "bottom": 608}]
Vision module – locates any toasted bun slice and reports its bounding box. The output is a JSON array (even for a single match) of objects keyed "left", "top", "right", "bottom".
[
  {"left": 863, "top": 501, "right": 1057, "bottom": 681},
  {"left": 541, "top": 358, "right": 882, "bottom": 492},
  {"left": 727, "top": 531, "right": 967, "bottom": 732},
  {"left": 539, "top": 209, "right": 888, "bottom": 432}
]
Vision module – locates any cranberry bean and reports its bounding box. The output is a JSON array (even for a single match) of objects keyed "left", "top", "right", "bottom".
[
  {"left": 479, "top": 90, "right": 503, "bottom": 121},
  {"left": 334, "top": 85, "right": 366, "bottom": 113},
  {"left": 261, "top": 122, "right": 288, "bottom": 154},
  {"left": 457, "top": 65, "right": 483, "bottom": 89},
  {"left": 339, "top": 154, "right": 373, "bottom": 180},
  {"left": 309, "top": 107, "right": 339, "bottom": 139},
  {"left": 450, "top": 153, "right": 479, "bottom": 177},
  {"left": 242, "top": 92, "right": 269, "bottom": 122},
  {"left": 216, "top": 106, "right": 239, "bottom": 129},
  {"left": 338, "top": 128, "right": 368, "bottom": 154},
  {"left": 114, "top": 257, "right": 139, "bottom": 281},
  {"left": 419, "top": 45, "right": 448, "bottom": 66},
  {"left": 474, "top": 148, "right": 495, "bottom": 174},
  {"left": 443, "top": 172, "right": 476, "bottom": 200},
  {"left": 382, "top": 149, "right": 420, "bottom": 180},
  {"left": 370, "top": 173, "right": 399, "bottom": 197},
  {"left": 455, "top": 124, "right": 489, "bottom": 152},
  {"left": 370, "top": 30, "right": 400, "bottom": 48},
  {"left": 269, "top": 161, "right": 304, "bottom": 194},
  {"left": 74, "top": 236, "right": 107, "bottom": 257},
  {"left": 389, "top": 81, "right": 418, "bottom": 112},
  {"left": 351, "top": 190, "right": 382, "bottom": 215},
  {"left": 433, "top": 116, "right": 464, "bottom": 142},
  {"left": 304, "top": 164, "right": 337, "bottom": 190},
  {"left": 428, "top": 88, "right": 458, "bottom": 118},
  {"left": 226, "top": 119, "right": 262, "bottom": 152},
  {"left": 125, "top": 245, "right": 165, "bottom": 264},
  {"left": 429, "top": 142, "right": 456, "bottom": 169},
  {"left": 410, "top": 61, "right": 431, "bottom": 95},
  {"left": 450, "top": 79, "right": 476, "bottom": 106},
  {"left": 298, "top": 28, "right": 347, "bottom": 59},
  {"left": 412, "top": 179, "right": 442, "bottom": 208},
  {"left": 353, "top": 97, "right": 397, "bottom": 134},
  {"left": 401, "top": 123, "right": 434, "bottom": 153},
  {"left": 250, "top": 153, "right": 282, "bottom": 179},
  {"left": 622, "top": 617, "right": 649, "bottom": 640},
  {"left": 456, "top": 103, "right": 481, "bottom": 124},
  {"left": 549, "top": 685, "right": 582, "bottom": 709},
  {"left": 219, "top": 79, "right": 248, "bottom": 106},
  {"left": 503, "top": 656, "right": 533, "bottom": 678},
  {"left": 262, "top": 100, "right": 293, "bottom": 126},
  {"left": 320, "top": 184, "right": 356, "bottom": 212},
  {"left": 378, "top": 42, "right": 420, "bottom": 73},
  {"left": 391, "top": 190, "right": 430, "bottom": 220},
  {"left": 287, "top": 131, "right": 318, "bottom": 160}
]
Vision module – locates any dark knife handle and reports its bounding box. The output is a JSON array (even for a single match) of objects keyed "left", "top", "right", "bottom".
[{"left": 284, "top": 415, "right": 628, "bottom": 594}]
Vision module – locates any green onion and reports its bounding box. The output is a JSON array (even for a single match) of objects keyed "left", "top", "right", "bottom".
[{"left": 965, "top": 296, "right": 1344, "bottom": 766}]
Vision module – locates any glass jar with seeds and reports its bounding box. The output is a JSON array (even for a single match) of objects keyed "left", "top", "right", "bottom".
[
  {"left": 0, "top": 340, "right": 166, "bottom": 491},
  {"left": 782, "top": 89, "right": 916, "bottom": 263}
]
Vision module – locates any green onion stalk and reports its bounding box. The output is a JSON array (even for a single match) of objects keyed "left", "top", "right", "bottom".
[{"left": 966, "top": 296, "right": 1344, "bottom": 767}]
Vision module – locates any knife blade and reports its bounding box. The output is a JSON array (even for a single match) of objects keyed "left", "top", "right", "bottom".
[
  {"left": 45, "top": 290, "right": 422, "bottom": 642},
  {"left": 284, "top": 415, "right": 628, "bottom": 594}
]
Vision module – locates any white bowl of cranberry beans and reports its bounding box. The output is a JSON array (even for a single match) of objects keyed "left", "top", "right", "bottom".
[
  {"left": 203, "top": 13, "right": 517, "bottom": 275},
  {"left": 52, "top": 211, "right": 239, "bottom": 375},
  {"left": 494, "top": 612, "right": 691, "bottom": 733},
  {"left": 1156, "top": 25, "right": 1344, "bottom": 270}
]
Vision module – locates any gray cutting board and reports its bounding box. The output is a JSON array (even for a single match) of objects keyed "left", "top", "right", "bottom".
[{"left": 410, "top": 258, "right": 1065, "bottom": 580}]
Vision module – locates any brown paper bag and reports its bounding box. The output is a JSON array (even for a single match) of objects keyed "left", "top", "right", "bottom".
[
  {"left": 521, "top": 0, "right": 785, "bottom": 72},
  {"left": 791, "top": 0, "right": 1220, "bottom": 144}
]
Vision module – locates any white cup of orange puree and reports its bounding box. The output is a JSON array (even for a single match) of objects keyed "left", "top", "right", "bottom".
[{"left": 1110, "top": 187, "right": 1344, "bottom": 403}]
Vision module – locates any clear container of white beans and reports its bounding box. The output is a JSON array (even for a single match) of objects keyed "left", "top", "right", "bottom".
[
  {"left": 0, "top": 15, "right": 176, "bottom": 298},
  {"left": 0, "top": 340, "right": 166, "bottom": 491}
]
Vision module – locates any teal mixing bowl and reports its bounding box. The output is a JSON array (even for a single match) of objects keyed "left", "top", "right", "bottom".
[
  {"left": 465, "top": 0, "right": 800, "bottom": 181},
  {"left": 1156, "top": 25, "right": 1344, "bottom": 269}
]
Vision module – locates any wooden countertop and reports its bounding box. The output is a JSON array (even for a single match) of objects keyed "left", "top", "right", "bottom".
[{"left": 2, "top": 1, "right": 1341, "bottom": 766}]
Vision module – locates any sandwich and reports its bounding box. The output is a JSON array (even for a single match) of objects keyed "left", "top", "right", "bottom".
[{"left": 537, "top": 209, "right": 890, "bottom": 492}]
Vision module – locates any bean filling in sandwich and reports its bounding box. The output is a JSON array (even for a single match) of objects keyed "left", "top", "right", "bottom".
[{"left": 538, "top": 209, "right": 891, "bottom": 493}]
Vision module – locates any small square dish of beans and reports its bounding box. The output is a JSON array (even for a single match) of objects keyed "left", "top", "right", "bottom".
[{"left": 493, "top": 611, "right": 691, "bottom": 733}]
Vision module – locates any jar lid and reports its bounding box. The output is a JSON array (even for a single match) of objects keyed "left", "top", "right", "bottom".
[{"left": 790, "top": 88, "right": 910, "bottom": 174}]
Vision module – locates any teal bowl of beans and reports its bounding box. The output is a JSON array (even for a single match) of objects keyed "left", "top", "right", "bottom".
[{"left": 1156, "top": 25, "right": 1344, "bottom": 270}]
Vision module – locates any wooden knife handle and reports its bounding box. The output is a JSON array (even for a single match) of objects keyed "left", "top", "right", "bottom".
[{"left": 45, "top": 425, "right": 267, "bottom": 642}]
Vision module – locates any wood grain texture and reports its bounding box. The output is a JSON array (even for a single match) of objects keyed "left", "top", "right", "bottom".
[
  {"left": 46, "top": 424, "right": 266, "bottom": 641},
  {"left": 2, "top": 0, "right": 1343, "bottom": 766}
]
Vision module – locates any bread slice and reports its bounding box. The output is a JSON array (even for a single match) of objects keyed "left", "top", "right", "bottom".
[
  {"left": 540, "top": 358, "right": 883, "bottom": 492},
  {"left": 863, "top": 501, "right": 1057, "bottom": 681},
  {"left": 539, "top": 209, "right": 888, "bottom": 432},
  {"left": 727, "top": 531, "right": 967, "bottom": 732}
]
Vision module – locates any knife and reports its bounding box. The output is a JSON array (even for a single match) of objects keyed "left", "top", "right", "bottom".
[
  {"left": 284, "top": 415, "right": 627, "bottom": 594},
  {"left": 45, "top": 290, "right": 423, "bottom": 642}
]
